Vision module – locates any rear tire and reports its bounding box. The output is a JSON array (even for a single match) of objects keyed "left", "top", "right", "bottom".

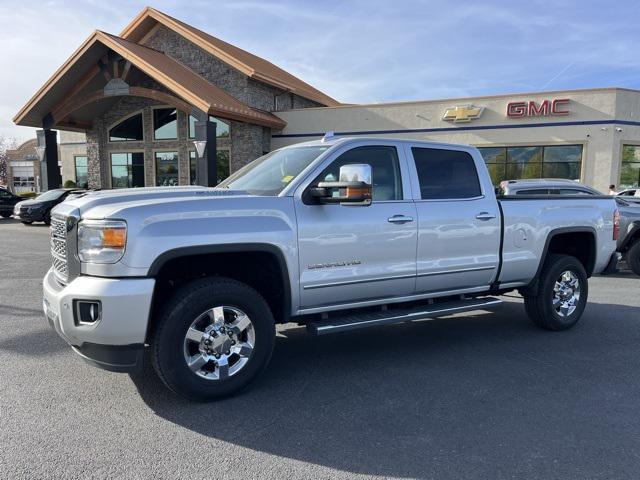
[
  {"left": 21, "top": 221, "right": 32, "bottom": 225},
  {"left": 523, "top": 254, "right": 588, "bottom": 331},
  {"left": 150, "top": 277, "right": 275, "bottom": 401},
  {"left": 43, "top": 211, "right": 51, "bottom": 226},
  {"left": 625, "top": 241, "right": 640, "bottom": 276},
  {"left": 0, "top": 212, "right": 10, "bottom": 218}
]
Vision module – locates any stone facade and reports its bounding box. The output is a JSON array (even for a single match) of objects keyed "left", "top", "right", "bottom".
[
  {"left": 52, "top": 24, "right": 326, "bottom": 189},
  {"left": 143, "top": 26, "right": 322, "bottom": 113}
]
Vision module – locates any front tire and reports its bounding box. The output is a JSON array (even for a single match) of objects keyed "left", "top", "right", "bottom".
[
  {"left": 150, "top": 277, "right": 275, "bottom": 401},
  {"left": 523, "top": 254, "right": 588, "bottom": 331},
  {"left": 625, "top": 241, "right": 640, "bottom": 276},
  {"left": 0, "top": 212, "right": 11, "bottom": 218}
]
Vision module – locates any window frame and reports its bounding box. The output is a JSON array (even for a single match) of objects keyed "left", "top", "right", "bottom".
[
  {"left": 188, "top": 114, "right": 231, "bottom": 139},
  {"left": 109, "top": 151, "right": 145, "bottom": 189},
  {"left": 305, "top": 145, "right": 406, "bottom": 204},
  {"left": 620, "top": 144, "right": 640, "bottom": 189},
  {"left": 189, "top": 148, "right": 232, "bottom": 185},
  {"left": 407, "top": 144, "right": 485, "bottom": 202},
  {"left": 74, "top": 155, "right": 89, "bottom": 188},
  {"left": 477, "top": 143, "right": 584, "bottom": 186},
  {"left": 154, "top": 150, "right": 180, "bottom": 187},
  {"left": 107, "top": 111, "right": 144, "bottom": 143},
  {"left": 152, "top": 106, "right": 179, "bottom": 141},
  {"left": 293, "top": 140, "right": 413, "bottom": 203}
]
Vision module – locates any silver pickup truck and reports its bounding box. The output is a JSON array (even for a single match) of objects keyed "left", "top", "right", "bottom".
[{"left": 44, "top": 137, "right": 620, "bottom": 400}]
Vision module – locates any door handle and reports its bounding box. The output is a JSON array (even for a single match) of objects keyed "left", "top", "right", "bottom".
[
  {"left": 475, "top": 212, "right": 496, "bottom": 221},
  {"left": 388, "top": 215, "right": 414, "bottom": 224}
]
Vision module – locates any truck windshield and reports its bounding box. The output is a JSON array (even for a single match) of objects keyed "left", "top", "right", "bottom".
[{"left": 218, "top": 146, "right": 330, "bottom": 195}]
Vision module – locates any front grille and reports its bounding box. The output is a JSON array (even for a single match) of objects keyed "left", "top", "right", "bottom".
[{"left": 50, "top": 217, "right": 68, "bottom": 281}]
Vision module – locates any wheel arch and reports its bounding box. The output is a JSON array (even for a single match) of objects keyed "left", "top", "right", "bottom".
[
  {"left": 619, "top": 221, "right": 640, "bottom": 252},
  {"left": 147, "top": 244, "right": 292, "bottom": 339},
  {"left": 526, "top": 227, "right": 597, "bottom": 291}
]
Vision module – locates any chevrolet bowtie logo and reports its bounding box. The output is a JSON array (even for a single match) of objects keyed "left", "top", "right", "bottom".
[{"left": 443, "top": 105, "right": 484, "bottom": 123}]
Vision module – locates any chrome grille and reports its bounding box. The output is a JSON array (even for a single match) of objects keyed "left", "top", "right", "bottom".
[{"left": 50, "top": 217, "right": 68, "bottom": 280}]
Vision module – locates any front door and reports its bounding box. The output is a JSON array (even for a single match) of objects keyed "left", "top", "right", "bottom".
[
  {"left": 295, "top": 143, "right": 417, "bottom": 309},
  {"left": 407, "top": 145, "right": 501, "bottom": 294}
]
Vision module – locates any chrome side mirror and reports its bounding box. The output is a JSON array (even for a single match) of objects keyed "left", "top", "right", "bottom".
[{"left": 310, "top": 164, "right": 372, "bottom": 206}]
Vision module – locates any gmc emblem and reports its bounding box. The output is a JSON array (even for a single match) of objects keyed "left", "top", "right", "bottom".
[{"left": 506, "top": 99, "right": 570, "bottom": 118}]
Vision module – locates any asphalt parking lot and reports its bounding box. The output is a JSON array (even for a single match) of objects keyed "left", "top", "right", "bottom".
[{"left": 1, "top": 218, "right": 639, "bottom": 479}]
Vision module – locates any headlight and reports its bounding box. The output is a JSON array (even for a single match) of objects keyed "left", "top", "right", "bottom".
[{"left": 78, "top": 220, "right": 127, "bottom": 263}]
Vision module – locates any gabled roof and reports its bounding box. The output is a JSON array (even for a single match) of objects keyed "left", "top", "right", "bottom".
[
  {"left": 120, "top": 7, "right": 340, "bottom": 107},
  {"left": 13, "top": 30, "right": 286, "bottom": 129}
]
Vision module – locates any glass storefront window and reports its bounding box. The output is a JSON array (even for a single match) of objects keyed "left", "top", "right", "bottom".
[
  {"left": 189, "top": 150, "right": 231, "bottom": 185},
  {"left": 109, "top": 113, "right": 143, "bottom": 142},
  {"left": 621, "top": 145, "right": 640, "bottom": 188},
  {"left": 111, "top": 152, "right": 145, "bottom": 188},
  {"left": 507, "top": 146, "right": 543, "bottom": 164},
  {"left": 478, "top": 145, "right": 582, "bottom": 185},
  {"left": 216, "top": 150, "right": 230, "bottom": 183},
  {"left": 188, "top": 115, "right": 230, "bottom": 139},
  {"left": 75, "top": 156, "right": 88, "bottom": 189},
  {"left": 153, "top": 108, "right": 178, "bottom": 140},
  {"left": 478, "top": 147, "right": 507, "bottom": 184},
  {"left": 156, "top": 151, "right": 179, "bottom": 186}
]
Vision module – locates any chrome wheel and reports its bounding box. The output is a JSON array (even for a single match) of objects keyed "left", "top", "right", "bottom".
[
  {"left": 552, "top": 270, "right": 581, "bottom": 317},
  {"left": 183, "top": 306, "right": 255, "bottom": 381}
]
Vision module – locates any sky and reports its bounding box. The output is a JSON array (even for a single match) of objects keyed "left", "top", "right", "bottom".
[{"left": 1, "top": 0, "right": 640, "bottom": 142}]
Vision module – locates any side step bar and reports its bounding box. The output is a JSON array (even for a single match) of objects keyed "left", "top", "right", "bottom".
[{"left": 307, "top": 296, "right": 502, "bottom": 335}]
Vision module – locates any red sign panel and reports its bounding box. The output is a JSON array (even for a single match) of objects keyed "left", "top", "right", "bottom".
[{"left": 506, "top": 99, "right": 570, "bottom": 118}]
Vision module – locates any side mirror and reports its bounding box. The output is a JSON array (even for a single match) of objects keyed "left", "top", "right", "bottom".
[{"left": 310, "top": 164, "right": 372, "bottom": 205}]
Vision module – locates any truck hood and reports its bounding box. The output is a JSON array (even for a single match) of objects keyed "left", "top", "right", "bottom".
[{"left": 52, "top": 186, "right": 253, "bottom": 219}]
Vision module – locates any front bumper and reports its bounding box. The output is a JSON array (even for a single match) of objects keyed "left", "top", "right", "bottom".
[
  {"left": 16, "top": 209, "right": 46, "bottom": 222},
  {"left": 43, "top": 267, "right": 155, "bottom": 372}
]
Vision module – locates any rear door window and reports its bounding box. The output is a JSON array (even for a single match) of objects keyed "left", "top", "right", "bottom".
[
  {"left": 515, "top": 189, "right": 550, "bottom": 195},
  {"left": 556, "top": 188, "right": 593, "bottom": 195},
  {"left": 411, "top": 148, "right": 482, "bottom": 199}
]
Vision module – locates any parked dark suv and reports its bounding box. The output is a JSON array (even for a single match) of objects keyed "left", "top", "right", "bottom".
[
  {"left": 13, "top": 189, "right": 84, "bottom": 225},
  {"left": 0, "top": 187, "right": 23, "bottom": 219}
]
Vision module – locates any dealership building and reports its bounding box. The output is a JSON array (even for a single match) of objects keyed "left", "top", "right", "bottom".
[{"left": 13, "top": 7, "right": 640, "bottom": 193}]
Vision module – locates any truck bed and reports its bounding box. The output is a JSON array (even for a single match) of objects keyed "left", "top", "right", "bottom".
[{"left": 496, "top": 194, "right": 617, "bottom": 288}]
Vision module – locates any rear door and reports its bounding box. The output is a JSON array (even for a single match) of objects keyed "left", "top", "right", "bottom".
[{"left": 406, "top": 145, "right": 501, "bottom": 294}]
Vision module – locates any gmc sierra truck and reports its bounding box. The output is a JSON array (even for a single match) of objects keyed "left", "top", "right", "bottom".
[{"left": 43, "top": 137, "right": 620, "bottom": 401}]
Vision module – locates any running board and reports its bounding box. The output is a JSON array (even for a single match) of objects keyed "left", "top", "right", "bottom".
[{"left": 307, "top": 296, "right": 502, "bottom": 335}]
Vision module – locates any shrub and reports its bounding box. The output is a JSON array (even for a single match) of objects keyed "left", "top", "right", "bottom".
[{"left": 63, "top": 180, "right": 77, "bottom": 188}]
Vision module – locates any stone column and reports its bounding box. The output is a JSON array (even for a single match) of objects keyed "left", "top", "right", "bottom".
[{"left": 86, "top": 120, "right": 108, "bottom": 189}]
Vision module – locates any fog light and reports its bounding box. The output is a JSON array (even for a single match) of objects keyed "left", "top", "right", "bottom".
[{"left": 74, "top": 300, "right": 102, "bottom": 325}]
